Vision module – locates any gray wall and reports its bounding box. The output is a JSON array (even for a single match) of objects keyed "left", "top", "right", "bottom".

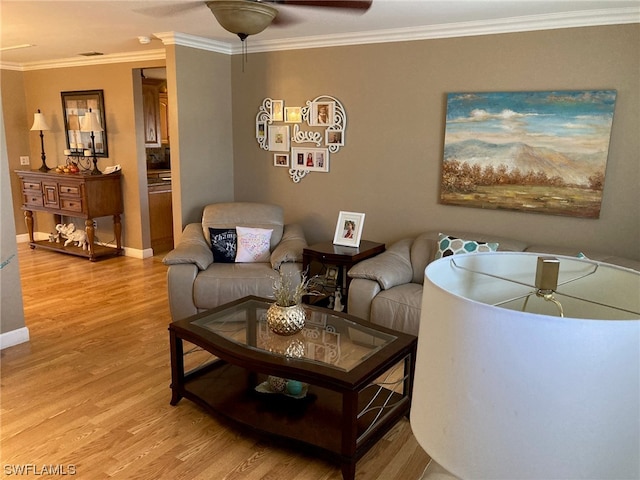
[
  {"left": 168, "top": 44, "right": 234, "bottom": 233},
  {"left": 231, "top": 24, "right": 640, "bottom": 259},
  {"left": 1, "top": 98, "right": 26, "bottom": 336}
]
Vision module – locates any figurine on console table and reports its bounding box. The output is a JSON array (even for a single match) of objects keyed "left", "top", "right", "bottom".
[{"left": 54, "top": 223, "right": 89, "bottom": 250}]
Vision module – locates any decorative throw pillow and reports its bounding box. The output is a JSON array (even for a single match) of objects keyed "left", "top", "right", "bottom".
[
  {"left": 235, "top": 227, "right": 273, "bottom": 263},
  {"left": 209, "top": 228, "right": 237, "bottom": 263},
  {"left": 435, "top": 233, "right": 499, "bottom": 259}
]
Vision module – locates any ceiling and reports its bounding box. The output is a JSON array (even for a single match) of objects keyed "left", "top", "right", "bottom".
[{"left": 1, "top": 0, "right": 638, "bottom": 70}]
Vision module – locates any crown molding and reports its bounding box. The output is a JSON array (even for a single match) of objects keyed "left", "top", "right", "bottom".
[
  {"left": 241, "top": 7, "right": 640, "bottom": 54},
  {"left": 0, "top": 49, "right": 166, "bottom": 72},
  {"left": 1, "top": 7, "right": 637, "bottom": 70},
  {"left": 154, "top": 32, "right": 233, "bottom": 55}
]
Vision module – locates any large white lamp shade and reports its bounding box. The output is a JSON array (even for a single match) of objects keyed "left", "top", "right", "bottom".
[{"left": 412, "top": 252, "right": 639, "bottom": 480}]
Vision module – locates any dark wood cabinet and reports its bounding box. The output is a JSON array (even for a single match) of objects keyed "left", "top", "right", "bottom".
[
  {"left": 147, "top": 170, "right": 174, "bottom": 253},
  {"left": 16, "top": 170, "right": 123, "bottom": 261},
  {"left": 142, "top": 79, "right": 162, "bottom": 148}
]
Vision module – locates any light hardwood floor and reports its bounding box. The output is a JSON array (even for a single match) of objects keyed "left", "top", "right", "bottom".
[{"left": 1, "top": 243, "right": 429, "bottom": 479}]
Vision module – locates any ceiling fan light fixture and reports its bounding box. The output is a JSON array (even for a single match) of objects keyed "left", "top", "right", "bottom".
[{"left": 205, "top": 0, "right": 277, "bottom": 38}]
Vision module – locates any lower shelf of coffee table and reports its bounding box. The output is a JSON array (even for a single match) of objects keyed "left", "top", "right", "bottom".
[{"left": 179, "top": 361, "right": 407, "bottom": 459}]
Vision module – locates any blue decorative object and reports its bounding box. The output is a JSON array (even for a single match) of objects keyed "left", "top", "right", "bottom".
[{"left": 286, "top": 380, "right": 303, "bottom": 396}]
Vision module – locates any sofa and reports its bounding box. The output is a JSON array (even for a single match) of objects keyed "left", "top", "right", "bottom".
[
  {"left": 163, "top": 202, "right": 307, "bottom": 321},
  {"left": 347, "top": 230, "right": 640, "bottom": 336}
]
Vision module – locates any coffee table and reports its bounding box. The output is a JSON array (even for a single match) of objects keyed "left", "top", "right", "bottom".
[{"left": 169, "top": 296, "right": 417, "bottom": 480}]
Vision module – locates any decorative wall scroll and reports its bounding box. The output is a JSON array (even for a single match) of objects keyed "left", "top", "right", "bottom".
[{"left": 255, "top": 95, "right": 347, "bottom": 183}]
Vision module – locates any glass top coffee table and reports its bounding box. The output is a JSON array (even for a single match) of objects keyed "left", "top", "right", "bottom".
[{"left": 169, "top": 296, "right": 417, "bottom": 480}]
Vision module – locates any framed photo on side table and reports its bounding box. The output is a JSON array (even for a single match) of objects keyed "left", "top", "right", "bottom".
[{"left": 333, "top": 211, "right": 365, "bottom": 247}]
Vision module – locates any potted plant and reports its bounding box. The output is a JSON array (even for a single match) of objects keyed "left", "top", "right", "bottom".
[{"left": 267, "top": 270, "right": 318, "bottom": 335}]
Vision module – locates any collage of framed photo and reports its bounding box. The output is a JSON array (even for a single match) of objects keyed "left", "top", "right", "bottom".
[
  {"left": 256, "top": 96, "right": 347, "bottom": 180},
  {"left": 333, "top": 211, "right": 365, "bottom": 247},
  {"left": 291, "top": 147, "right": 329, "bottom": 172}
]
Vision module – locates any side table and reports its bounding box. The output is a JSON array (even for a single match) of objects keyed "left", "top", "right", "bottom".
[{"left": 302, "top": 240, "right": 385, "bottom": 311}]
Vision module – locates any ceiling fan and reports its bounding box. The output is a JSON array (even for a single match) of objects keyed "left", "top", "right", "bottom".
[{"left": 205, "top": 0, "right": 372, "bottom": 41}]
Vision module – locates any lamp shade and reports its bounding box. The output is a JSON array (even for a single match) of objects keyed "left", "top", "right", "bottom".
[
  {"left": 80, "top": 110, "right": 103, "bottom": 132},
  {"left": 205, "top": 0, "right": 277, "bottom": 37},
  {"left": 30, "top": 111, "right": 50, "bottom": 131},
  {"left": 412, "top": 252, "right": 639, "bottom": 480}
]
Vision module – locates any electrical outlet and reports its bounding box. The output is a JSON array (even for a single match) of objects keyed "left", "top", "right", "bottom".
[
  {"left": 92, "top": 220, "right": 98, "bottom": 229},
  {"left": 20, "top": 156, "right": 30, "bottom": 165}
]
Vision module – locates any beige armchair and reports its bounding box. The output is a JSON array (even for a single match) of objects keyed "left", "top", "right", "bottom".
[{"left": 163, "top": 202, "right": 307, "bottom": 321}]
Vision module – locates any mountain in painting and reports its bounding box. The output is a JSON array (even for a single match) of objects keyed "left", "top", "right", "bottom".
[{"left": 443, "top": 139, "right": 602, "bottom": 186}]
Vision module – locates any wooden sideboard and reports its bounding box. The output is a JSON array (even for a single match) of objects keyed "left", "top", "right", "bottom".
[{"left": 16, "top": 170, "right": 123, "bottom": 261}]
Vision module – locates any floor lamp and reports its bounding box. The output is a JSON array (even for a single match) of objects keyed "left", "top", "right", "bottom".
[
  {"left": 30, "top": 109, "right": 50, "bottom": 172},
  {"left": 412, "top": 252, "right": 639, "bottom": 480}
]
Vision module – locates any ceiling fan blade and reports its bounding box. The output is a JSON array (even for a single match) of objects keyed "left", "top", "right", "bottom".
[{"left": 272, "top": 0, "right": 372, "bottom": 12}]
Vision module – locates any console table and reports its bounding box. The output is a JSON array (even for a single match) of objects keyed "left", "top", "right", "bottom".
[{"left": 16, "top": 170, "right": 123, "bottom": 261}]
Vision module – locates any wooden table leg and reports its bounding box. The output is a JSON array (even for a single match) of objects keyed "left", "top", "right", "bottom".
[
  {"left": 85, "top": 219, "right": 96, "bottom": 260},
  {"left": 169, "top": 329, "right": 184, "bottom": 406},
  {"left": 341, "top": 462, "right": 356, "bottom": 480},
  {"left": 341, "top": 390, "right": 359, "bottom": 480},
  {"left": 113, "top": 213, "right": 122, "bottom": 252},
  {"left": 24, "top": 210, "right": 35, "bottom": 246}
]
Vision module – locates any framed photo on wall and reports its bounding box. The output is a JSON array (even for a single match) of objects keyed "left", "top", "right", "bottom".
[
  {"left": 291, "top": 147, "right": 329, "bottom": 172},
  {"left": 273, "top": 154, "right": 289, "bottom": 167},
  {"left": 310, "top": 101, "right": 334, "bottom": 126},
  {"left": 256, "top": 121, "right": 266, "bottom": 139},
  {"left": 285, "top": 107, "right": 302, "bottom": 123},
  {"left": 268, "top": 125, "right": 290, "bottom": 152},
  {"left": 271, "top": 100, "right": 284, "bottom": 121},
  {"left": 326, "top": 129, "right": 344, "bottom": 146},
  {"left": 333, "top": 211, "right": 365, "bottom": 247},
  {"left": 61, "top": 89, "right": 108, "bottom": 157}
]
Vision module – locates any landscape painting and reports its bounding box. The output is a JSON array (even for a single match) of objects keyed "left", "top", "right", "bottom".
[{"left": 441, "top": 90, "right": 617, "bottom": 218}]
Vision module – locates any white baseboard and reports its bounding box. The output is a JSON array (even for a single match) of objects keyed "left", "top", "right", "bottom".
[{"left": 0, "top": 327, "right": 30, "bottom": 350}]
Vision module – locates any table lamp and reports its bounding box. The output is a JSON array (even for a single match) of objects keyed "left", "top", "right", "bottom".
[
  {"left": 30, "top": 109, "right": 50, "bottom": 172},
  {"left": 411, "top": 252, "right": 639, "bottom": 480},
  {"left": 80, "top": 108, "right": 103, "bottom": 175}
]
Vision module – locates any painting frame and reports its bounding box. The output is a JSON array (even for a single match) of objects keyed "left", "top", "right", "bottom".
[
  {"left": 291, "top": 147, "right": 329, "bottom": 172},
  {"left": 268, "top": 125, "right": 290, "bottom": 152},
  {"left": 61, "top": 89, "right": 108, "bottom": 157},
  {"left": 333, "top": 211, "right": 365, "bottom": 247},
  {"left": 440, "top": 89, "right": 617, "bottom": 219}
]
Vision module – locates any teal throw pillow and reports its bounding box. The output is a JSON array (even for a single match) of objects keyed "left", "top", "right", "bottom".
[{"left": 435, "top": 233, "right": 499, "bottom": 259}]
